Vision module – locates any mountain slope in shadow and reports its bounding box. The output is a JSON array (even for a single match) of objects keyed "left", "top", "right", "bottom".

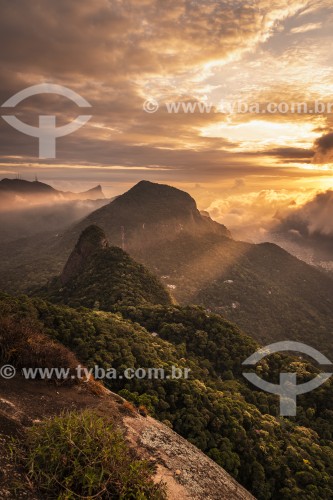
[
  {"left": 61, "top": 181, "right": 333, "bottom": 357},
  {"left": 39, "top": 224, "right": 171, "bottom": 309}
]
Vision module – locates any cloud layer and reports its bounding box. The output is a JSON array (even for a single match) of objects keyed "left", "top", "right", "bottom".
[{"left": 0, "top": 0, "right": 332, "bottom": 197}]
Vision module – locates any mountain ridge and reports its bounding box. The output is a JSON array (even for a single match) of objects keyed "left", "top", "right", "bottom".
[
  {"left": 68, "top": 180, "right": 231, "bottom": 249},
  {"left": 0, "top": 178, "right": 105, "bottom": 205}
]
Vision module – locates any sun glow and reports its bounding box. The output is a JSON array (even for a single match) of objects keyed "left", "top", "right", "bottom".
[
  {"left": 291, "top": 162, "right": 333, "bottom": 171},
  {"left": 200, "top": 120, "right": 321, "bottom": 152}
]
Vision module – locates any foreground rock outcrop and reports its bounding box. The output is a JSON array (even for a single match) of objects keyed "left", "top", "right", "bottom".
[{"left": 0, "top": 375, "right": 253, "bottom": 499}]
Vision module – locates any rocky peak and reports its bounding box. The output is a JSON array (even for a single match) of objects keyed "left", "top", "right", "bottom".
[
  {"left": 60, "top": 225, "right": 108, "bottom": 284},
  {"left": 114, "top": 180, "right": 200, "bottom": 224},
  {"left": 77, "top": 184, "right": 105, "bottom": 200},
  {"left": 73, "top": 181, "right": 231, "bottom": 246}
]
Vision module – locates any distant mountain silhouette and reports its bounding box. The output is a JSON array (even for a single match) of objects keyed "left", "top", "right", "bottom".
[
  {"left": 0, "top": 178, "right": 105, "bottom": 205},
  {"left": 75, "top": 185, "right": 104, "bottom": 200},
  {"left": 0, "top": 178, "right": 108, "bottom": 243},
  {"left": 0, "top": 178, "right": 57, "bottom": 195}
]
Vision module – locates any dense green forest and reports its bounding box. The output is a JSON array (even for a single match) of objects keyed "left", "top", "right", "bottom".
[
  {"left": 1, "top": 292, "right": 333, "bottom": 499},
  {"left": 40, "top": 245, "right": 171, "bottom": 309}
]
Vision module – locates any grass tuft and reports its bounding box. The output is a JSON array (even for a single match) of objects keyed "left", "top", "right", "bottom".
[{"left": 13, "top": 410, "right": 166, "bottom": 499}]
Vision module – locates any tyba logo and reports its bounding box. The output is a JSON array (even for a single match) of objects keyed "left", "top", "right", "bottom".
[
  {"left": 242, "top": 341, "right": 332, "bottom": 416},
  {"left": 1, "top": 83, "right": 92, "bottom": 158}
]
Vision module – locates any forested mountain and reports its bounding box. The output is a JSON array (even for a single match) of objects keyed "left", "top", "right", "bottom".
[
  {"left": 59, "top": 181, "right": 333, "bottom": 358},
  {"left": 1, "top": 180, "right": 333, "bottom": 356},
  {"left": 39, "top": 224, "right": 171, "bottom": 309},
  {"left": 1, "top": 292, "right": 333, "bottom": 499}
]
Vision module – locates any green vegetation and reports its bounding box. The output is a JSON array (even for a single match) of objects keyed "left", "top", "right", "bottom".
[
  {"left": 2, "top": 293, "right": 333, "bottom": 499},
  {"left": 13, "top": 410, "right": 166, "bottom": 499},
  {"left": 39, "top": 225, "right": 171, "bottom": 310},
  {"left": 1, "top": 180, "right": 333, "bottom": 362},
  {"left": 130, "top": 232, "right": 333, "bottom": 358},
  {"left": 42, "top": 246, "right": 171, "bottom": 310}
]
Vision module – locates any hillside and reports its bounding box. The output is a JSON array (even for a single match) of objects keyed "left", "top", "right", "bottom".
[
  {"left": 0, "top": 357, "right": 251, "bottom": 499},
  {"left": 40, "top": 225, "right": 171, "bottom": 309},
  {"left": 61, "top": 181, "right": 333, "bottom": 358},
  {"left": 2, "top": 293, "right": 333, "bottom": 498}
]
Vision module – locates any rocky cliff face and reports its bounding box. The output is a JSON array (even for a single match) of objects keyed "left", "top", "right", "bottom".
[{"left": 60, "top": 225, "right": 109, "bottom": 285}]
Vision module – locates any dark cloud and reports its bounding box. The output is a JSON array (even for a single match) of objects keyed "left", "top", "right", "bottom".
[
  {"left": 272, "top": 189, "right": 333, "bottom": 263},
  {"left": 0, "top": 0, "right": 264, "bottom": 176},
  {"left": 260, "top": 147, "right": 314, "bottom": 162},
  {"left": 313, "top": 131, "right": 333, "bottom": 163},
  {"left": 0, "top": 0, "right": 327, "bottom": 188},
  {"left": 289, "top": 189, "right": 333, "bottom": 236}
]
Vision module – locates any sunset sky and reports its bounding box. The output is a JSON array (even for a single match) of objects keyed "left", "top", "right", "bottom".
[{"left": 1, "top": 0, "right": 333, "bottom": 227}]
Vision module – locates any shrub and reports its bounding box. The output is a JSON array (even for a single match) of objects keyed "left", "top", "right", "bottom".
[
  {"left": 138, "top": 405, "right": 148, "bottom": 417},
  {"left": 19, "top": 410, "right": 166, "bottom": 499},
  {"left": 122, "top": 400, "right": 137, "bottom": 416},
  {"left": 0, "top": 316, "right": 78, "bottom": 383}
]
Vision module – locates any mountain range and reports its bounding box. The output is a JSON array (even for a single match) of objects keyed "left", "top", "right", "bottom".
[
  {"left": 1, "top": 180, "right": 333, "bottom": 356},
  {"left": 0, "top": 178, "right": 105, "bottom": 204},
  {"left": 1, "top": 180, "right": 333, "bottom": 498},
  {"left": 54, "top": 180, "right": 333, "bottom": 357},
  {"left": 3, "top": 224, "right": 333, "bottom": 498}
]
